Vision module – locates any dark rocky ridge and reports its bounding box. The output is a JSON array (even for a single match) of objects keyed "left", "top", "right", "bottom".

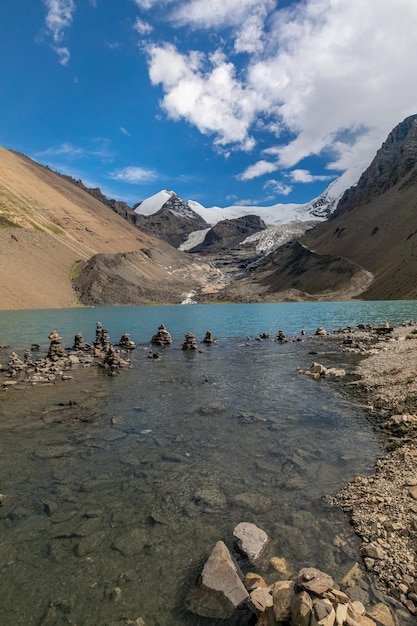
[
  {"left": 335, "top": 114, "right": 417, "bottom": 215},
  {"left": 134, "top": 194, "right": 209, "bottom": 248},
  {"left": 189, "top": 214, "right": 266, "bottom": 254}
]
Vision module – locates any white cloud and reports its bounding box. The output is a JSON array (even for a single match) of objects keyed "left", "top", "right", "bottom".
[
  {"left": 263, "top": 180, "right": 292, "bottom": 196},
  {"left": 109, "top": 166, "right": 157, "bottom": 184},
  {"left": 134, "top": 17, "right": 153, "bottom": 35},
  {"left": 53, "top": 46, "right": 70, "bottom": 66},
  {"left": 147, "top": 44, "right": 261, "bottom": 148},
  {"left": 37, "top": 142, "right": 84, "bottom": 157},
  {"left": 289, "top": 169, "right": 334, "bottom": 184},
  {"left": 142, "top": 0, "right": 417, "bottom": 175},
  {"left": 120, "top": 127, "right": 132, "bottom": 137},
  {"left": 237, "top": 160, "right": 278, "bottom": 181},
  {"left": 44, "top": 0, "right": 75, "bottom": 42},
  {"left": 171, "top": 0, "right": 274, "bottom": 29}
]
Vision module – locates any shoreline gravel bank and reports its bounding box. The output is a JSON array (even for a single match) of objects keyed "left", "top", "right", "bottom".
[{"left": 328, "top": 323, "right": 417, "bottom": 618}]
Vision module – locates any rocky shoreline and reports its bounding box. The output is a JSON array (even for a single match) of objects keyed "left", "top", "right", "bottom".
[{"left": 327, "top": 323, "right": 417, "bottom": 618}]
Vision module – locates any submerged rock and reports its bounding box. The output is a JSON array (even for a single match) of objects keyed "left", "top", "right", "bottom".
[{"left": 186, "top": 540, "right": 249, "bottom": 619}]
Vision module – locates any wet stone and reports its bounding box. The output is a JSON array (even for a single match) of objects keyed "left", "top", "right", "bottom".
[
  {"left": 295, "top": 568, "right": 334, "bottom": 595},
  {"left": 150, "top": 324, "right": 172, "bottom": 346},
  {"left": 182, "top": 332, "right": 198, "bottom": 350},
  {"left": 112, "top": 527, "right": 148, "bottom": 556},
  {"left": 186, "top": 541, "right": 249, "bottom": 619},
  {"left": 233, "top": 522, "right": 269, "bottom": 563}
]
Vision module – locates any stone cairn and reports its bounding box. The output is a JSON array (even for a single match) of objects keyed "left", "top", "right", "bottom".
[
  {"left": 275, "top": 330, "right": 287, "bottom": 342},
  {"left": 202, "top": 330, "right": 217, "bottom": 344},
  {"left": 7, "top": 352, "right": 25, "bottom": 375},
  {"left": 93, "top": 322, "right": 111, "bottom": 353},
  {"left": 187, "top": 522, "right": 397, "bottom": 626},
  {"left": 182, "top": 332, "right": 198, "bottom": 350},
  {"left": 47, "top": 331, "right": 67, "bottom": 361},
  {"left": 102, "top": 345, "right": 129, "bottom": 374},
  {"left": 150, "top": 324, "right": 172, "bottom": 346},
  {"left": 118, "top": 333, "right": 136, "bottom": 349},
  {"left": 72, "top": 331, "right": 88, "bottom": 352},
  {"left": 23, "top": 349, "right": 33, "bottom": 367}
]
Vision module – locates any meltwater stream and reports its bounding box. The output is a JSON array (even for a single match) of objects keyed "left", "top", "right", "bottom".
[{"left": 1, "top": 301, "right": 417, "bottom": 625}]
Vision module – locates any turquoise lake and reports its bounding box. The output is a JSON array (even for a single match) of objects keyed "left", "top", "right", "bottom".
[{"left": 0, "top": 301, "right": 416, "bottom": 625}]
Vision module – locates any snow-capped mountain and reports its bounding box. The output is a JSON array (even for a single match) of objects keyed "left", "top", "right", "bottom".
[{"left": 134, "top": 166, "right": 363, "bottom": 228}]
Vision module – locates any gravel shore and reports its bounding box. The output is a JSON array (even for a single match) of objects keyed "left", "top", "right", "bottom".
[{"left": 329, "top": 323, "right": 417, "bottom": 617}]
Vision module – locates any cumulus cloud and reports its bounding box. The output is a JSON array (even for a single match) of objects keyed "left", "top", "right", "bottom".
[
  {"left": 140, "top": 0, "right": 417, "bottom": 176},
  {"left": 171, "top": 0, "right": 274, "bottom": 29},
  {"left": 147, "top": 44, "right": 260, "bottom": 148},
  {"left": 237, "top": 160, "right": 278, "bottom": 181},
  {"left": 109, "top": 166, "right": 157, "bottom": 184}
]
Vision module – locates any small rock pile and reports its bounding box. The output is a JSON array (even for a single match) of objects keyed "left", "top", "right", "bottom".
[
  {"left": 182, "top": 332, "right": 198, "bottom": 350},
  {"left": 118, "top": 333, "right": 136, "bottom": 349},
  {"left": 94, "top": 322, "right": 111, "bottom": 353},
  {"left": 150, "top": 324, "right": 172, "bottom": 346},
  {"left": 298, "top": 362, "right": 347, "bottom": 380},
  {"left": 202, "top": 330, "right": 217, "bottom": 344},
  {"left": 72, "top": 331, "right": 88, "bottom": 352},
  {"left": 47, "top": 330, "right": 67, "bottom": 361},
  {"left": 0, "top": 323, "right": 134, "bottom": 387},
  {"left": 275, "top": 330, "right": 287, "bottom": 342},
  {"left": 186, "top": 522, "right": 398, "bottom": 626}
]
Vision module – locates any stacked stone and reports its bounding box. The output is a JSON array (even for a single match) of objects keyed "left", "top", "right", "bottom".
[
  {"left": 94, "top": 322, "right": 111, "bottom": 353},
  {"left": 23, "top": 349, "right": 33, "bottom": 367},
  {"left": 72, "top": 332, "right": 88, "bottom": 352},
  {"left": 150, "top": 325, "right": 172, "bottom": 346},
  {"left": 118, "top": 333, "right": 136, "bottom": 349},
  {"left": 7, "top": 352, "right": 25, "bottom": 374},
  {"left": 102, "top": 346, "right": 129, "bottom": 374},
  {"left": 47, "top": 331, "right": 67, "bottom": 361},
  {"left": 202, "top": 331, "right": 217, "bottom": 344},
  {"left": 182, "top": 332, "right": 198, "bottom": 350}
]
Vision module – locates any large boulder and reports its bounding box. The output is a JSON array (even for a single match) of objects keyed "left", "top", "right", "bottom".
[{"left": 186, "top": 541, "right": 249, "bottom": 619}]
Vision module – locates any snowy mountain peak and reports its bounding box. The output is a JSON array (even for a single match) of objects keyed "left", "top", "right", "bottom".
[
  {"left": 134, "top": 189, "right": 175, "bottom": 216},
  {"left": 135, "top": 167, "right": 363, "bottom": 227}
]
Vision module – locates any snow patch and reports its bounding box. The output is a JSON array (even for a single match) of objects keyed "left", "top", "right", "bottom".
[{"left": 179, "top": 228, "right": 211, "bottom": 251}]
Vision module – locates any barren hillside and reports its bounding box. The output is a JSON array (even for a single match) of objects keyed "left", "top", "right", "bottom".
[{"left": 0, "top": 147, "right": 213, "bottom": 309}]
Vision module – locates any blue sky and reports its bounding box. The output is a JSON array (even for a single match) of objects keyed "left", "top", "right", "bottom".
[{"left": 1, "top": 0, "right": 417, "bottom": 208}]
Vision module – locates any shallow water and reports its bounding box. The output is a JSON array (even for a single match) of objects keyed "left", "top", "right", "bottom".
[
  {"left": 1, "top": 301, "right": 417, "bottom": 625},
  {"left": 0, "top": 337, "right": 381, "bottom": 625}
]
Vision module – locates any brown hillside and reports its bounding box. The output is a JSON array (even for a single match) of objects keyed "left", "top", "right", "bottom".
[
  {"left": 303, "top": 171, "right": 417, "bottom": 299},
  {"left": 0, "top": 147, "right": 212, "bottom": 309},
  {"left": 217, "top": 114, "right": 417, "bottom": 302}
]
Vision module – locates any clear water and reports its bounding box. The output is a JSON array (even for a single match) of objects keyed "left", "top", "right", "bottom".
[{"left": 0, "top": 302, "right": 416, "bottom": 626}]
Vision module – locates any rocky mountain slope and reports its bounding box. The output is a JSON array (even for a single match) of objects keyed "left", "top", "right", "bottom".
[
  {"left": 216, "top": 114, "right": 417, "bottom": 302},
  {"left": 0, "top": 148, "right": 214, "bottom": 309},
  {"left": 134, "top": 193, "right": 209, "bottom": 248}
]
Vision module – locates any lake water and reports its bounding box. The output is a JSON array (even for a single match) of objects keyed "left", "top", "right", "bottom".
[{"left": 1, "top": 301, "right": 417, "bottom": 626}]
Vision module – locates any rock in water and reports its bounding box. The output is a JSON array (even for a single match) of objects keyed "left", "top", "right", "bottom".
[
  {"left": 186, "top": 540, "right": 249, "bottom": 619},
  {"left": 233, "top": 522, "right": 269, "bottom": 563}
]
